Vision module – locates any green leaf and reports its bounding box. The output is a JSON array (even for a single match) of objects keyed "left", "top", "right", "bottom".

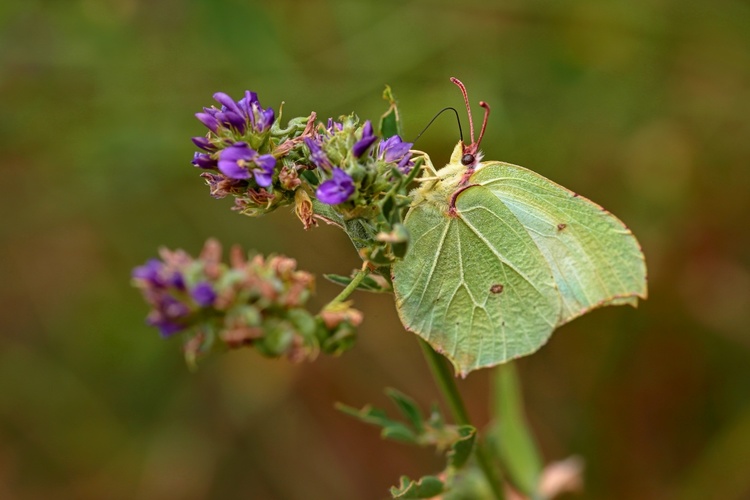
[
  {"left": 446, "top": 425, "right": 476, "bottom": 469},
  {"left": 390, "top": 475, "right": 444, "bottom": 499},
  {"left": 324, "top": 273, "right": 392, "bottom": 293},
  {"left": 335, "top": 403, "right": 417, "bottom": 444},
  {"left": 379, "top": 85, "right": 402, "bottom": 139},
  {"left": 392, "top": 143, "right": 647, "bottom": 375},
  {"left": 490, "top": 363, "right": 542, "bottom": 497},
  {"left": 385, "top": 388, "right": 425, "bottom": 434}
]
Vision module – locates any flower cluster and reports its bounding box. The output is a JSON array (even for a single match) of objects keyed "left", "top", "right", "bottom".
[
  {"left": 191, "top": 91, "right": 314, "bottom": 218},
  {"left": 132, "top": 239, "right": 361, "bottom": 366},
  {"left": 302, "top": 117, "right": 414, "bottom": 208},
  {"left": 191, "top": 91, "right": 414, "bottom": 216},
  {"left": 189, "top": 88, "right": 426, "bottom": 268}
]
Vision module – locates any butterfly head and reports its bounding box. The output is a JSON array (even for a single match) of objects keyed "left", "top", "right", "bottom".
[{"left": 450, "top": 77, "right": 490, "bottom": 171}]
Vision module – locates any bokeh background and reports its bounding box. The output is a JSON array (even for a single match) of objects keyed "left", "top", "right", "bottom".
[{"left": 2, "top": 0, "right": 750, "bottom": 498}]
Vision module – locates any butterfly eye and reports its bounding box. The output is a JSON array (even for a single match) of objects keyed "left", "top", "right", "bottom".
[{"left": 461, "top": 153, "right": 475, "bottom": 166}]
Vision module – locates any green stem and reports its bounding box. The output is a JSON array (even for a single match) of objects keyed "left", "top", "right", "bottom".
[
  {"left": 326, "top": 266, "right": 369, "bottom": 307},
  {"left": 418, "top": 339, "right": 505, "bottom": 500}
]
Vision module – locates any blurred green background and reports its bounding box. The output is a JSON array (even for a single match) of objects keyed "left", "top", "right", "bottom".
[{"left": 2, "top": 0, "right": 750, "bottom": 498}]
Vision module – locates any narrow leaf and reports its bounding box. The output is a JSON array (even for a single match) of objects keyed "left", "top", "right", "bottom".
[
  {"left": 336, "top": 403, "right": 417, "bottom": 444},
  {"left": 386, "top": 388, "right": 425, "bottom": 434},
  {"left": 379, "top": 85, "right": 403, "bottom": 138}
]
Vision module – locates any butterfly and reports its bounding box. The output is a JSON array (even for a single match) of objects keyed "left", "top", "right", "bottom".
[{"left": 392, "top": 78, "right": 647, "bottom": 377}]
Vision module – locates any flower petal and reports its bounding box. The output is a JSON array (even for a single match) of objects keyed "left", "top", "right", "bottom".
[
  {"left": 352, "top": 120, "right": 377, "bottom": 158},
  {"left": 195, "top": 112, "right": 219, "bottom": 133},
  {"left": 316, "top": 168, "right": 355, "bottom": 204},
  {"left": 191, "top": 136, "right": 215, "bottom": 151},
  {"left": 213, "top": 92, "right": 242, "bottom": 115},
  {"left": 254, "top": 154, "right": 276, "bottom": 173},
  {"left": 191, "top": 282, "right": 217, "bottom": 307}
]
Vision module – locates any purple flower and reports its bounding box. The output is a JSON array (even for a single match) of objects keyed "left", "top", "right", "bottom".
[
  {"left": 191, "top": 136, "right": 216, "bottom": 151},
  {"left": 132, "top": 259, "right": 165, "bottom": 287},
  {"left": 352, "top": 120, "right": 377, "bottom": 158},
  {"left": 316, "top": 168, "right": 355, "bottom": 205},
  {"left": 147, "top": 316, "right": 184, "bottom": 337},
  {"left": 236, "top": 90, "right": 275, "bottom": 133},
  {"left": 326, "top": 118, "right": 343, "bottom": 133},
  {"left": 192, "top": 152, "right": 217, "bottom": 169},
  {"left": 195, "top": 91, "right": 275, "bottom": 135},
  {"left": 213, "top": 92, "right": 243, "bottom": 115},
  {"left": 143, "top": 294, "right": 191, "bottom": 337},
  {"left": 195, "top": 111, "right": 219, "bottom": 133},
  {"left": 133, "top": 259, "right": 187, "bottom": 292},
  {"left": 378, "top": 135, "right": 414, "bottom": 172},
  {"left": 191, "top": 282, "right": 217, "bottom": 307},
  {"left": 218, "top": 142, "right": 276, "bottom": 186},
  {"left": 304, "top": 137, "right": 332, "bottom": 170}
]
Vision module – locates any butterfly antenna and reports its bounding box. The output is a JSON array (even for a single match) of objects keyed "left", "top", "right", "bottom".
[
  {"left": 450, "top": 77, "right": 475, "bottom": 144},
  {"left": 475, "top": 101, "right": 491, "bottom": 152},
  {"left": 413, "top": 107, "right": 463, "bottom": 144}
]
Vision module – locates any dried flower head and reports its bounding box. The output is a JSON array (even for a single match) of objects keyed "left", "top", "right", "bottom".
[{"left": 132, "top": 239, "right": 361, "bottom": 366}]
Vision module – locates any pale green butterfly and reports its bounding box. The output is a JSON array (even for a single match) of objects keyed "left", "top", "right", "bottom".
[{"left": 392, "top": 78, "right": 647, "bottom": 377}]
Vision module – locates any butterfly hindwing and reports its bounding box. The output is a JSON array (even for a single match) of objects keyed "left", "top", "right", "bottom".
[{"left": 471, "top": 162, "right": 647, "bottom": 326}]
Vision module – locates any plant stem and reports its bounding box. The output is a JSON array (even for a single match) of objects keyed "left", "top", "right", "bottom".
[
  {"left": 418, "top": 339, "right": 506, "bottom": 500},
  {"left": 326, "top": 265, "right": 369, "bottom": 307}
]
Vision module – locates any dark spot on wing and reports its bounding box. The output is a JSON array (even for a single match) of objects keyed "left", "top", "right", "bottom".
[
  {"left": 557, "top": 223, "right": 567, "bottom": 231},
  {"left": 490, "top": 284, "right": 504, "bottom": 294},
  {"left": 572, "top": 193, "right": 579, "bottom": 198}
]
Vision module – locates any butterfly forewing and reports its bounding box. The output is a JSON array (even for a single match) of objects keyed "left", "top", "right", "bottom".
[{"left": 471, "top": 162, "right": 647, "bottom": 327}]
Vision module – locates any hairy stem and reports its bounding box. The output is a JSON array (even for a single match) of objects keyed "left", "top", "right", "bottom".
[
  {"left": 327, "top": 265, "right": 370, "bottom": 307},
  {"left": 418, "top": 339, "right": 505, "bottom": 499}
]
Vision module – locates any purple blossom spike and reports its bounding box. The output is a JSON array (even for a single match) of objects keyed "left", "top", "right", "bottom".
[
  {"left": 352, "top": 120, "right": 377, "bottom": 158},
  {"left": 316, "top": 168, "right": 355, "bottom": 205},
  {"left": 191, "top": 282, "right": 217, "bottom": 307},
  {"left": 304, "top": 137, "right": 332, "bottom": 170}
]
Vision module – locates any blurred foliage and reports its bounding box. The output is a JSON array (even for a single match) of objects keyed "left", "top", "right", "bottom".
[{"left": 2, "top": 0, "right": 750, "bottom": 498}]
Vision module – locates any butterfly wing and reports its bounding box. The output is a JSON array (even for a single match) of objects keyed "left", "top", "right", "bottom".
[
  {"left": 471, "top": 162, "right": 647, "bottom": 327},
  {"left": 393, "top": 158, "right": 647, "bottom": 376},
  {"left": 393, "top": 184, "right": 562, "bottom": 376}
]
